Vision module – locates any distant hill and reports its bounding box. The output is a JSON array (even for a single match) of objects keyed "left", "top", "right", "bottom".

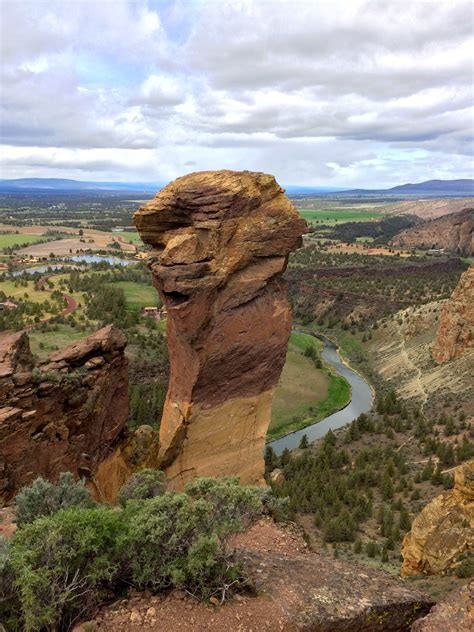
[
  {"left": 391, "top": 208, "right": 474, "bottom": 255},
  {"left": 0, "top": 178, "right": 347, "bottom": 195},
  {"left": 0, "top": 178, "right": 164, "bottom": 192},
  {"left": 386, "top": 198, "right": 474, "bottom": 220},
  {"left": 341, "top": 179, "right": 474, "bottom": 197}
]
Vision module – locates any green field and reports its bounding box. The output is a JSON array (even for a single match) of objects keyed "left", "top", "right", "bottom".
[
  {"left": 268, "top": 333, "right": 351, "bottom": 441},
  {"left": 0, "top": 234, "right": 48, "bottom": 249},
  {"left": 299, "top": 209, "right": 384, "bottom": 225},
  {"left": 110, "top": 281, "right": 159, "bottom": 311},
  {"left": 0, "top": 279, "right": 54, "bottom": 303},
  {"left": 116, "top": 231, "right": 143, "bottom": 245},
  {"left": 29, "top": 325, "right": 95, "bottom": 359}
]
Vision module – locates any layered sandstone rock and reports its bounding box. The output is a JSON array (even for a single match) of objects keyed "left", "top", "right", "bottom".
[
  {"left": 401, "top": 460, "right": 474, "bottom": 576},
  {"left": 391, "top": 208, "right": 474, "bottom": 254},
  {"left": 134, "top": 170, "right": 306, "bottom": 487},
  {"left": 0, "top": 325, "right": 128, "bottom": 502},
  {"left": 411, "top": 581, "right": 473, "bottom": 631},
  {"left": 432, "top": 265, "right": 474, "bottom": 363}
]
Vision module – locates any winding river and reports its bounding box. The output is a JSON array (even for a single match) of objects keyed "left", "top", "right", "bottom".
[{"left": 268, "top": 332, "right": 373, "bottom": 454}]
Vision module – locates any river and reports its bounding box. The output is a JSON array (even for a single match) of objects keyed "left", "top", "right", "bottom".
[{"left": 268, "top": 332, "right": 373, "bottom": 454}]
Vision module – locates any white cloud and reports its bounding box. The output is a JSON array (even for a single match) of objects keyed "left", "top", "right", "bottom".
[{"left": 0, "top": 0, "right": 473, "bottom": 187}]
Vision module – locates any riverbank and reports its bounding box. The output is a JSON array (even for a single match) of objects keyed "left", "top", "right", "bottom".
[
  {"left": 268, "top": 333, "right": 351, "bottom": 441},
  {"left": 268, "top": 332, "right": 374, "bottom": 454}
]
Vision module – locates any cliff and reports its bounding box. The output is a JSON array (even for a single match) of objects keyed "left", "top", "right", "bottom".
[
  {"left": 401, "top": 460, "right": 474, "bottom": 577},
  {"left": 432, "top": 265, "right": 474, "bottom": 363},
  {"left": 0, "top": 325, "right": 128, "bottom": 502},
  {"left": 391, "top": 208, "right": 474, "bottom": 254},
  {"left": 411, "top": 581, "right": 473, "bottom": 631},
  {"left": 134, "top": 170, "right": 306, "bottom": 488}
]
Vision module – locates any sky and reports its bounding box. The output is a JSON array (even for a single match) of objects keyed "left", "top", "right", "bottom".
[{"left": 0, "top": 0, "right": 473, "bottom": 188}]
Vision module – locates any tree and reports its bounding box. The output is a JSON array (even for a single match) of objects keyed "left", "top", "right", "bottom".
[{"left": 299, "top": 434, "right": 309, "bottom": 449}]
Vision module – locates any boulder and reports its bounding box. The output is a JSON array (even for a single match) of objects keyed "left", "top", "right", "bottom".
[
  {"left": 401, "top": 460, "right": 474, "bottom": 576},
  {"left": 134, "top": 170, "right": 306, "bottom": 488},
  {"left": 411, "top": 581, "right": 473, "bottom": 631}
]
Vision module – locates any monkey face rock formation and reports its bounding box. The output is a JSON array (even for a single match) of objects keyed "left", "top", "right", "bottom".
[
  {"left": 432, "top": 265, "right": 473, "bottom": 363},
  {"left": 401, "top": 460, "right": 474, "bottom": 577},
  {"left": 134, "top": 170, "right": 306, "bottom": 487},
  {"left": 0, "top": 325, "right": 128, "bottom": 501}
]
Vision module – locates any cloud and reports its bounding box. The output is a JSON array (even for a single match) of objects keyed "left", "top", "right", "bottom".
[{"left": 0, "top": 0, "right": 473, "bottom": 187}]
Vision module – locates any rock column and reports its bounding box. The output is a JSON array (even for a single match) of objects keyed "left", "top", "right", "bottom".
[{"left": 134, "top": 170, "right": 306, "bottom": 487}]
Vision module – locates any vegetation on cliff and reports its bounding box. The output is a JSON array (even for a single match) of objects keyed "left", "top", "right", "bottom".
[{"left": 0, "top": 475, "right": 274, "bottom": 631}]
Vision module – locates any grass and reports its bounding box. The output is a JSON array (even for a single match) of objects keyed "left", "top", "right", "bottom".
[
  {"left": 0, "top": 234, "right": 49, "bottom": 250},
  {"left": 299, "top": 209, "right": 384, "bottom": 225},
  {"left": 108, "top": 281, "right": 158, "bottom": 311},
  {"left": 116, "top": 231, "right": 143, "bottom": 245},
  {"left": 0, "top": 279, "right": 55, "bottom": 304},
  {"left": 268, "top": 332, "right": 351, "bottom": 441},
  {"left": 28, "top": 325, "right": 94, "bottom": 359}
]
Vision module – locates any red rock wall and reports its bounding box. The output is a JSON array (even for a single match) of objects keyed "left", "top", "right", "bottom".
[
  {"left": 0, "top": 325, "right": 128, "bottom": 501},
  {"left": 134, "top": 170, "right": 306, "bottom": 488},
  {"left": 432, "top": 265, "right": 474, "bottom": 363}
]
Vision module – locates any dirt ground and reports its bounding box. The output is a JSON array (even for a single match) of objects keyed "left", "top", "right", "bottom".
[
  {"left": 75, "top": 518, "right": 307, "bottom": 632},
  {"left": 0, "top": 225, "right": 137, "bottom": 255}
]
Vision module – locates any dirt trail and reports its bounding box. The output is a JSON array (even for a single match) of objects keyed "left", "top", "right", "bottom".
[{"left": 25, "top": 274, "right": 78, "bottom": 331}]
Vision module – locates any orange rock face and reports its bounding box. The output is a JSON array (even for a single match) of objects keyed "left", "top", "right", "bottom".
[
  {"left": 401, "top": 460, "right": 474, "bottom": 577},
  {"left": 134, "top": 170, "right": 306, "bottom": 487},
  {"left": 0, "top": 325, "right": 128, "bottom": 501},
  {"left": 432, "top": 265, "right": 474, "bottom": 363}
]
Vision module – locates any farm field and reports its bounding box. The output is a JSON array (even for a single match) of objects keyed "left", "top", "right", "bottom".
[
  {"left": 299, "top": 208, "right": 385, "bottom": 225},
  {"left": 118, "top": 231, "right": 143, "bottom": 245},
  {"left": 28, "top": 324, "right": 95, "bottom": 359},
  {"left": 0, "top": 234, "right": 50, "bottom": 250},
  {"left": 109, "top": 281, "right": 158, "bottom": 311}
]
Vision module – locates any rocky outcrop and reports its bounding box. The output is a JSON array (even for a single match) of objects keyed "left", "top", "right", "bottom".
[
  {"left": 401, "top": 460, "right": 474, "bottom": 576},
  {"left": 0, "top": 325, "right": 128, "bottom": 502},
  {"left": 411, "top": 581, "right": 473, "bottom": 631},
  {"left": 134, "top": 170, "right": 306, "bottom": 488},
  {"left": 91, "top": 517, "right": 434, "bottom": 631},
  {"left": 432, "top": 266, "right": 474, "bottom": 363},
  {"left": 391, "top": 208, "right": 474, "bottom": 254}
]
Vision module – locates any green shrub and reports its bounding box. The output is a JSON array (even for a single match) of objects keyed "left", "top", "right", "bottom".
[
  {"left": 0, "top": 537, "right": 20, "bottom": 631},
  {"left": 117, "top": 468, "right": 167, "bottom": 506},
  {"left": 15, "top": 472, "right": 94, "bottom": 526},
  {"left": 119, "top": 492, "right": 233, "bottom": 597},
  {"left": 456, "top": 555, "right": 474, "bottom": 578},
  {"left": 184, "top": 477, "right": 265, "bottom": 537},
  {"left": 11, "top": 506, "right": 122, "bottom": 632}
]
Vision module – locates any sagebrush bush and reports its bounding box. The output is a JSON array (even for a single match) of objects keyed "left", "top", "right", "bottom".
[
  {"left": 15, "top": 472, "right": 94, "bottom": 526},
  {"left": 11, "top": 507, "right": 122, "bottom": 632},
  {"left": 0, "top": 536, "right": 20, "bottom": 631},
  {"left": 184, "top": 476, "right": 266, "bottom": 537},
  {"left": 8, "top": 476, "right": 267, "bottom": 629},
  {"left": 117, "top": 468, "right": 167, "bottom": 506}
]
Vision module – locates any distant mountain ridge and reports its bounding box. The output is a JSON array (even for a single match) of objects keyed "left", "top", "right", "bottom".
[
  {"left": 0, "top": 177, "right": 472, "bottom": 196},
  {"left": 342, "top": 179, "right": 474, "bottom": 197},
  {"left": 0, "top": 178, "right": 164, "bottom": 192},
  {"left": 0, "top": 178, "right": 346, "bottom": 194}
]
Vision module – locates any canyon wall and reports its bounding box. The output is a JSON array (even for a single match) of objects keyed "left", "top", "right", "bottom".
[
  {"left": 0, "top": 325, "right": 128, "bottom": 502},
  {"left": 401, "top": 460, "right": 474, "bottom": 577},
  {"left": 432, "top": 265, "right": 473, "bottom": 363},
  {"left": 134, "top": 170, "right": 306, "bottom": 487},
  {"left": 391, "top": 208, "right": 474, "bottom": 254}
]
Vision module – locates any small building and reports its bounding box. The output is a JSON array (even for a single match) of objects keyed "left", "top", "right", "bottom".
[
  {"left": 142, "top": 306, "right": 167, "bottom": 321},
  {"left": 0, "top": 300, "right": 17, "bottom": 310}
]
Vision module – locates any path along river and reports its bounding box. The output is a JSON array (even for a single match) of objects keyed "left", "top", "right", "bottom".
[{"left": 268, "top": 332, "right": 373, "bottom": 455}]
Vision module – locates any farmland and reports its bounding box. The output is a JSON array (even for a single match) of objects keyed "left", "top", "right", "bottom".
[{"left": 299, "top": 208, "right": 385, "bottom": 225}]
